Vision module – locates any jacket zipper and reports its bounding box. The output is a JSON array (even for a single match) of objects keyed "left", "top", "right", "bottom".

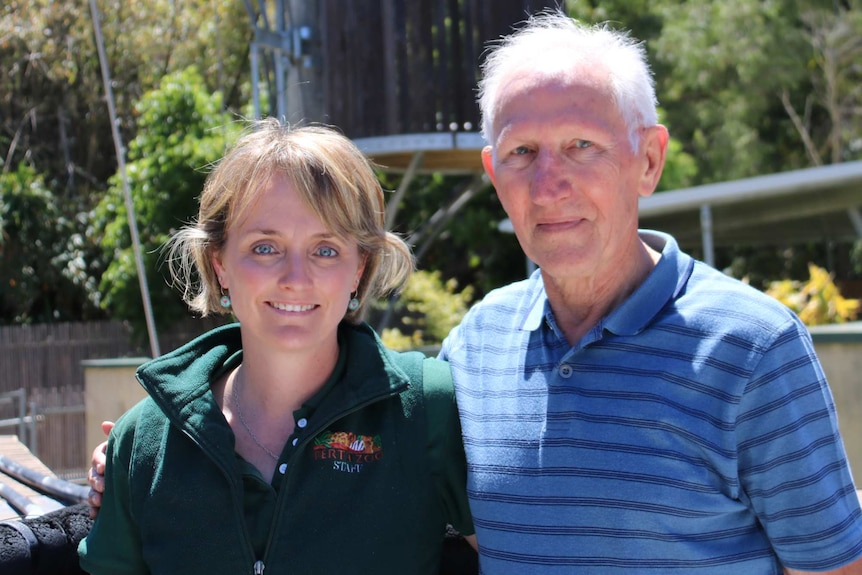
[
  {"left": 141, "top": 368, "right": 264, "bottom": 574},
  {"left": 173, "top": 425, "right": 262, "bottom": 574}
]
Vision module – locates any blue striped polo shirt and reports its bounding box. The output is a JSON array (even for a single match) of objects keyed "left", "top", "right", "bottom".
[{"left": 440, "top": 230, "right": 862, "bottom": 574}]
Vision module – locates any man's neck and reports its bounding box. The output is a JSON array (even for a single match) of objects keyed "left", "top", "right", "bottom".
[{"left": 543, "top": 240, "right": 661, "bottom": 346}]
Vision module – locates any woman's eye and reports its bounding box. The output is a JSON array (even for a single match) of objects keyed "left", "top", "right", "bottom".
[
  {"left": 252, "top": 244, "right": 276, "bottom": 255},
  {"left": 317, "top": 246, "right": 338, "bottom": 257}
]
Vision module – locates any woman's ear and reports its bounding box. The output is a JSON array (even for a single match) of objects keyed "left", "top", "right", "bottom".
[
  {"left": 353, "top": 254, "right": 367, "bottom": 292},
  {"left": 210, "top": 252, "right": 227, "bottom": 290}
]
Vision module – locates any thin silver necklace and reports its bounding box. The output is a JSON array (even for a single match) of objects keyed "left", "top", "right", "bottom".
[{"left": 231, "top": 373, "right": 280, "bottom": 461}]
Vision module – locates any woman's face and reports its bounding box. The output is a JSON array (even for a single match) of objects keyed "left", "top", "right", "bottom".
[{"left": 211, "top": 174, "right": 365, "bottom": 356}]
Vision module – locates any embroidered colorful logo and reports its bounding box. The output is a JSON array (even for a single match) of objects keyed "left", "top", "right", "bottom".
[{"left": 312, "top": 430, "right": 383, "bottom": 473}]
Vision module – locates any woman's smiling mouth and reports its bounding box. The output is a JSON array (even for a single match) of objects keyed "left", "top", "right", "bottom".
[{"left": 270, "top": 302, "right": 316, "bottom": 312}]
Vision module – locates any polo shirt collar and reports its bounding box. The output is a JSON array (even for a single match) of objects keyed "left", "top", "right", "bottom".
[
  {"left": 522, "top": 270, "right": 549, "bottom": 331},
  {"left": 604, "top": 230, "right": 694, "bottom": 336},
  {"left": 518, "top": 230, "right": 695, "bottom": 336}
]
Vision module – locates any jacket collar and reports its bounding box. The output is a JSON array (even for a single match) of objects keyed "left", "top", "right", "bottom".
[{"left": 135, "top": 322, "right": 409, "bottom": 443}]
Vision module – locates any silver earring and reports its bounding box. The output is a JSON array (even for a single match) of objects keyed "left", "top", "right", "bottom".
[
  {"left": 348, "top": 296, "right": 360, "bottom": 311},
  {"left": 220, "top": 294, "right": 232, "bottom": 309}
]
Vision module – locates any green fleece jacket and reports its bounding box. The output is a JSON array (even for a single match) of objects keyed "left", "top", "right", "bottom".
[{"left": 79, "top": 322, "right": 473, "bottom": 575}]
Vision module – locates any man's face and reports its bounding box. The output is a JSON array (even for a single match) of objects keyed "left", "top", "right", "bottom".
[{"left": 484, "top": 69, "right": 660, "bottom": 284}]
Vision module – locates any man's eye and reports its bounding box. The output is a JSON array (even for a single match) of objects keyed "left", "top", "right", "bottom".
[
  {"left": 253, "top": 244, "right": 276, "bottom": 255},
  {"left": 574, "top": 140, "right": 593, "bottom": 149},
  {"left": 317, "top": 246, "right": 338, "bottom": 257},
  {"left": 513, "top": 146, "right": 532, "bottom": 155}
]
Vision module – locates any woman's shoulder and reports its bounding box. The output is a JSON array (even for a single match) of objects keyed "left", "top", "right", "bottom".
[{"left": 109, "top": 397, "right": 169, "bottom": 450}]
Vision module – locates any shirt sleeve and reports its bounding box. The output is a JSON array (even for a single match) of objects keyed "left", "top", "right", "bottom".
[
  {"left": 78, "top": 402, "right": 149, "bottom": 575},
  {"left": 423, "top": 357, "right": 475, "bottom": 537},
  {"left": 736, "top": 317, "right": 862, "bottom": 571}
]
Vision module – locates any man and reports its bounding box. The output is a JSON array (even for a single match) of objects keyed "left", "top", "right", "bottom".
[{"left": 438, "top": 9, "right": 862, "bottom": 575}]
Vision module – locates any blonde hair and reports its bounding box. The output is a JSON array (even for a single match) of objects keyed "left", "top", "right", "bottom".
[{"left": 165, "top": 118, "right": 414, "bottom": 323}]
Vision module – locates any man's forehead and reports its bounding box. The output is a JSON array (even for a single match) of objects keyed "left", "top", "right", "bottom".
[{"left": 492, "top": 72, "right": 618, "bottom": 135}]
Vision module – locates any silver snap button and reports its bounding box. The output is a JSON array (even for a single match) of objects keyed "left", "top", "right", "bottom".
[
  {"left": 279, "top": 463, "right": 288, "bottom": 474},
  {"left": 292, "top": 437, "right": 298, "bottom": 446},
  {"left": 297, "top": 418, "right": 308, "bottom": 428}
]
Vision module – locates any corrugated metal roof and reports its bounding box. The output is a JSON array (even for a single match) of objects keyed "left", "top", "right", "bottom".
[{"left": 638, "top": 161, "right": 862, "bottom": 253}]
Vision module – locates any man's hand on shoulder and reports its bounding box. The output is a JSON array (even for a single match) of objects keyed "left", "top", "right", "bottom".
[{"left": 87, "top": 420, "right": 114, "bottom": 519}]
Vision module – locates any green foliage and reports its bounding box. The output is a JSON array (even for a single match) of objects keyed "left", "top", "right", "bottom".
[
  {"left": 656, "top": 136, "right": 697, "bottom": 192},
  {"left": 566, "top": 0, "right": 862, "bottom": 180},
  {"left": 0, "top": 0, "right": 252, "bottom": 327},
  {"left": 379, "top": 270, "right": 474, "bottom": 350},
  {"left": 91, "top": 66, "right": 239, "bottom": 336},
  {"left": 766, "top": 263, "right": 859, "bottom": 325},
  {"left": 379, "top": 172, "right": 527, "bottom": 299},
  {"left": 0, "top": 163, "right": 96, "bottom": 323}
]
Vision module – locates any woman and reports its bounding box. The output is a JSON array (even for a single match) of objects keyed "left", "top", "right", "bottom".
[{"left": 78, "top": 119, "right": 475, "bottom": 575}]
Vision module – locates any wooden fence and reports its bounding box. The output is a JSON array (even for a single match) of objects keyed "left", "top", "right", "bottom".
[
  {"left": 0, "top": 319, "right": 222, "bottom": 479},
  {"left": 0, "top": 322, "right": 142, "bottom": 395}
]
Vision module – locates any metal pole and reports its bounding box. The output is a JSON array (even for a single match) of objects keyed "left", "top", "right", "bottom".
[
  {"left": 27, "top": 400, "right": 37, "bottom": 457},
  {"left": 275, "top": 0, "right": 286, "bottom": 119},
  {"left": 384, "top": 151, "right": 424, "bottom": 230},
  {"left": 700, "top": 204, "right": 715, "bottom": 268},
  {"left": 16, "top": 389, "right": 26, "bottom": 447},
  {"left": 848, "top": 207, "right": 862, "bottom": 238},
  {"left": 251, "top": 43, "right": 262, "bottom": 119},
  {"left": 88, "top": 0, "right": 161, "bottom": 357}
]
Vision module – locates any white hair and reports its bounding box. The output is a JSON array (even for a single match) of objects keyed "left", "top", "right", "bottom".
[{"left": 477, "top": 10, "right": 659, "bottom": 151}]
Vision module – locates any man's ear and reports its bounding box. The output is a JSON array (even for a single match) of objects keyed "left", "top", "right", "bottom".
[
  {"left": 638, "top": 125, "right": 669, "bottom": 199},
  {"left": 481, "top": 146, "right": 497, "bottom": 186}
]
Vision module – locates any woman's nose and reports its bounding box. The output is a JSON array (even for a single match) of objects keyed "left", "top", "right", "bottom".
[{"left": 277, "top": 253, "right": 312, "bottom": 287}]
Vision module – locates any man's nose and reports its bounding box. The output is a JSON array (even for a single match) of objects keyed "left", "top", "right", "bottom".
[{"left": 530, "top": 150, "right": 572, "bottom": 205}]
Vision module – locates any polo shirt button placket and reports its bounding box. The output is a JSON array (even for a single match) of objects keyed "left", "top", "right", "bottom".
[
  {"left": 559, "top": 364, "right": 573, "bottom": 378},
  {"left": 284, "top": 418, "right": 309, "bottom": 476}
]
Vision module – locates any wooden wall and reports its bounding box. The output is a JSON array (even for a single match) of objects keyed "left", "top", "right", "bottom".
[{"left": 318, "top": 0, "right": 557, "bottom": 138}]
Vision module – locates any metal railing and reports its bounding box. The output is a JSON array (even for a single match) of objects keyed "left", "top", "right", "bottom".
[
  {"left": 0, "top": 388, "right": 86, "bottom": 479},
  {"left": 0, "top": 390, "right": 36, "bottom": 451}
]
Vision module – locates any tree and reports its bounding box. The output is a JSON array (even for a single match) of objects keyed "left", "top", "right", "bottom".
[
  {"left": 0, "top": 163, "right": 98, "bottom": 323},
  {"left": 781, "top": 3, "right": 862, "bottom": 165},
  {"left": 0, "top": 0, "right": 253, "bottom": 325},
  {"left": 89, "top": 67, "right": 239, "bottom": 337}
]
